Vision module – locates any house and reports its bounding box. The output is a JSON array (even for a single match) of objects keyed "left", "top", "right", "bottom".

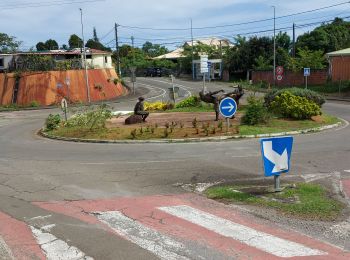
[
  {"left": 326, "top": 48, "right": 350, "bottom": 81},
  {"left": 0, "top": 48, "right": 113, "bottom": 72},
  {"left": 153, "top": 37, "right": 232, "bottom": 79}
]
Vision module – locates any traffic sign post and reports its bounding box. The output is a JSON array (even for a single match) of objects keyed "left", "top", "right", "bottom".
[
  {"left": 200, "top": 55, "right": 209, "bottom": 92},
  {"left": 260, "top": 136, "right": 294, "bottom": 192},
  {"left": 219, "top": 97, "right": 237, "bottom": 133},
  {"left": 276, "top": 66, "right": 284, "bottom": 82},
  {"left": 207, "top": 62, "right": 212, "bottom": 82},
  {"left": 61, "top": 98, "right": 68, "bottom": 121},
  {"left": 304, "top": 68, "right": 310, "bottom": 89}
]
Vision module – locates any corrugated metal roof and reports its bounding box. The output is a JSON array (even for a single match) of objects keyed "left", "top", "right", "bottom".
[
  {"left": 0, "top": 48, "right": 111, "bottom": 56},
  {"left": 327, "top": 48, "right": 350, "bottom": 56}
]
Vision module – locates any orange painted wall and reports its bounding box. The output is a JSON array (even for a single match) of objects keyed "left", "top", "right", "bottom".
[{"left": 0, "top": 69, "right": 127, "bottom": 106}]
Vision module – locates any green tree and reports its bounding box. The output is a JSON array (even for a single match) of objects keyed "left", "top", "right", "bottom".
[
  {"left": 36, "top": 42, "right": 47, "bottom": 51},
  {"left": 296, "top": 18, "right": 350, "bottom": 53},
  {"left": 68, "top": 34, "right": 83, "bottom": 49},
  {"left": 85, "top": 39, "right": 111, "bottom": 51},
  {"left": 142, "top": 41, "right": 168, "bottom": 58},
  {"left": 0, "top": 32, "right": 21, "bottom": 52},
  {"left": 44, "top": 39, "right": 58, "bottom": 50},
  {"left": 93, "top": 27, "right": 99, "bottom": 42}
]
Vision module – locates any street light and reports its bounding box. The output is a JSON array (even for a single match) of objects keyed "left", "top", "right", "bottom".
[
  {"left": 79, "top": 8, "right": 91, "bottom": 104},
  {"left": 272, "top": 6, "right": 276, "bottom": 88}
]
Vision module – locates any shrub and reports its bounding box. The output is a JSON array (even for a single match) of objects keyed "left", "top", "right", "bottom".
[
  {"left": 270, "top": 91, "right": 321, "bottom": 119},
  {"left": 30, "top": 100, "right": 40, "bottom": 107},
  {"left": 265, "top": 88, "right": 325, "bottom": 107},
  {"left": 242, "top": 97, "right": 270, "bottom": 125},
  {"left": 175, "top": 96, "right": 201, "bottom": 108},
  {"left": 144, "top": 101, "right": 168, "bottom": 111},
  {"left": 64, "top": 104, "right": 112, "bottom": 130},
  {"left": 45, "top": 114, "right": 61, "bottom": 130}
]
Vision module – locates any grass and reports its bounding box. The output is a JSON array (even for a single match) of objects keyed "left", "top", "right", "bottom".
[
  {"left": 239, "top": 114, "right": 340, "bottom": 136},
  {"left": 205, "top": 183, "right": 344, "bottom": 221}
]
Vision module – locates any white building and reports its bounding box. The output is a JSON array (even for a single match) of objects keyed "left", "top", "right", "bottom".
[{"left": 0, "top": 48, "right": 113, "bottom": 72}]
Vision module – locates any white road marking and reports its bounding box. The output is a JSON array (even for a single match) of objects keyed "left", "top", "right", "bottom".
[
  {"left": 159, "top": 205, "right": 326, "bottom": 258},
  {"left": 344, "top": 170, "right": 350, "bottom": 173},
  {"left": 0, "top": 236, "right": 14, "bottom": 260},
  {"left": 30, "top": 215, "right": 52, "bottom": 220},
  {"left": 30, "top": 227, "right": 93, "bottom": 260},
  {"left": 96, "top": 211, "right": 193, "bottom": 260}
]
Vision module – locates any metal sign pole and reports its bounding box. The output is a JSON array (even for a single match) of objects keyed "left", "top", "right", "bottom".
[
  {"left": 203, "top": 73, "right": 206, "bottom": 92},
  {"left": 171, "top": 75, "right": 176, "bottom": 105},
  {"left": 226, "top": 118, "right": 230, "bottom": 133},
  {"left": 305, "top": 76, "right": 308, "bottom": 89},
  {"left": 274, "top": 175, "right": 281, "bottom": 192}
]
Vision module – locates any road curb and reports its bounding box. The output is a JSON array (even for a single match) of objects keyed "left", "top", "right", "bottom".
[{"left": 39, "top": 119, "right": 345, "bottom": 144}]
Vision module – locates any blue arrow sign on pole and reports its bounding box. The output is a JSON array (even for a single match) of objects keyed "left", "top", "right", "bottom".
[
  {"left": 219, "top": 97, "right": 237, "bottom": 118},
  {"left": 260, "top": 136, "right": 294, "bottom": 177}
]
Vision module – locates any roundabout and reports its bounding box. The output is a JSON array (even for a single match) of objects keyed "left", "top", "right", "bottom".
[{"left": 0, "top": 77, "right": 350, "bottom": 258}]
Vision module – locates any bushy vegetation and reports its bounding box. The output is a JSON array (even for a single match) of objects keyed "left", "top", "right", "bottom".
[
  {"left": 64, "top": 104, "right": 112, "bottom": 130},
  {"left": 45, "top": 114, "right": 61, "bottom": 130},
  {"left": 270, "top": 91, "right": 321, "bottom": 119},
  {"left": 175, "top": 96, "right": 201, "bottom": 108},
  {"left": 265, "top": 88, "right": 325, "bottom": 107},
  {"left": 144, "top": 101, "right": 173, "bottom": 111},
  {"left": 242, "top": 97, "right": 270, "bottom": 125}
]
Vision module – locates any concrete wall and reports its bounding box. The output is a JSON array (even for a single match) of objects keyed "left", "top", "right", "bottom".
[
  {"left": 89, "top": 54, "right": 113, "bottom": 69},
  {"left": 0, "top": 55, "right": 14, "bottom": 71},
  {"left": 0, "top": 69, "right": 127, "bottom": 106},
  {"left": 252, "top": 70, "right": 328, "bottom": 86},
  {"left": 329, "top": 56, "right": 350, "bottom": 81}
]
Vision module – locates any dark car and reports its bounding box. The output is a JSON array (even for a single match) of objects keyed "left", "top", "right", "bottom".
[{"left": 144, "top": 68, "right": 162, "bottom": 77}]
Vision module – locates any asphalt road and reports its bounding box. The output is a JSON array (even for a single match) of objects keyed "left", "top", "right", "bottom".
[{"left": 0, "top": 77, "right": 349, "bottom": 259}]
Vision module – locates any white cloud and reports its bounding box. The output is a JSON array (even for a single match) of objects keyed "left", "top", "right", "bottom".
[{"left": 0, "top": 0, "right": 348, "bottom": 49}]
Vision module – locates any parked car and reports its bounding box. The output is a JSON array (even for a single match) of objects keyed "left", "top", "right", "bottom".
[{"left": 144, "top": 68, "right": 162, "bottom": 77}]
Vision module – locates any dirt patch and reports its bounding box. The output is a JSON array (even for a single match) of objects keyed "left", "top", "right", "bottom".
[{"left": 311, "top": 115, "right": 326, "bottom": 123}]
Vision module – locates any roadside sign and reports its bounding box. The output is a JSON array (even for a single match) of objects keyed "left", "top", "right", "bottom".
[
  {"left": 61, "top": 98, "right": 68, "bottom": 121},
  {"left": 260, "top": 136, "right": 293, "bottom": 177},
  {"left": 276, "top": 66, "right": 284, "bottom": 75},
  {"left": 207, "top": 62, "right": 212, "bottom": 68},
  {"left": 200, "top": 55, "right": 209, "bottom": 74},
  {"left": 56, "top": 83, "right": 63, "bottom": 89},
  {"left": 219, "top": 97, "right": 237, "bottom": 118},
  {"left": 276, "top": 75, "right": 283, "bottom": 81},
  {"left": 304, "top": 68, "right": 311, "bottom": 77},
  {"left": 130, "top": 67, "right": 137, "bottom": 73}
]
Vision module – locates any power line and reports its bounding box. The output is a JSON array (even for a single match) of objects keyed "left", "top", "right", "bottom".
[
  {"left": 117, "top": 1, "right": 350, "bottom": 31},
  {"left": 0, "top": 0, "right": 105, "bottom": 9}
]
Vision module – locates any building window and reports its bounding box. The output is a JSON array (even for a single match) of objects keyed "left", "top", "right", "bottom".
[
  {"left": 0, "top": 58, "right": 4, "bottom": 67},
  {"left": 104, "top": 56, "right": 108, "bottom": 64}
]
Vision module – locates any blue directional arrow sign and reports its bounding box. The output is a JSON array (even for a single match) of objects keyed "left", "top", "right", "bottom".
[
  {"left": 260, "top": 136, "right": 294, "bottom": 177},
  {"left": 219, "top": 97, "right": 237, "bottom": 118}
]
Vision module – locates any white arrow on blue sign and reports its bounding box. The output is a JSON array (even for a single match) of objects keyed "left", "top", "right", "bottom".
[
  {"left": 260, "top": 136, "right": 293, "bottom": 177},
  {"left": 219, "top": 97, "right": 237, "bottom": 118}
]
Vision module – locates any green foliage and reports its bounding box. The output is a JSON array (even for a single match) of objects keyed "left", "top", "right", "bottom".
[
  {"left": 296, "top": 18, "right": 350, "bottom": 53},
  {"left": 36, "top": 39, "right": 58, "bottom": 51},
  {"left": 68, "top": 34, "right": 83, "bottom": 49},
  {"left": 253, "top": 56, "right": 272, "bottom": 70},
  {"left": 0, "top": 32, "right": 21, "bottom": 52},
  {"left": 270, "top": 91, "right": 321, "bottom": 119},
  {"left": 46, "top": 114, "right": 61, "bottom": 131},
  {"left": 30, "top": 100, "right": 40, "bottom": 107},
  {"left": 242, "top": 97, "right": 270, "bottom": 125},
  {"left": 142, "top": 41, "right": 169, "bottom": 58},
  {"left": 265, "top": 87, "right": 325, "bottom": 107},
  {"left": 287, "top": 48, "right": 326, "bottom": 71},
  {"left": 64, "top": 104, "right": 112, "bottom": 130},
  {"left": 175, "top": 96, "right": 201, "bottom": 108},
  {"left": 85, "top": 39, "right": 111, "bottom": 52}
]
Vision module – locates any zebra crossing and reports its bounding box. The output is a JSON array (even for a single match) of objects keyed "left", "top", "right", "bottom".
[{"left": 1, "top": 193, "right": 349, "bottom": 259}]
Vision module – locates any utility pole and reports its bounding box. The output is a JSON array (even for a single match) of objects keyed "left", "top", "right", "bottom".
[
  {"left": 115, "top": 23, "right": 121, "bottom": 77},
  {"left": 79, "top": 8, "right": 90, "bottom": 104},
  {"left": 292, "top": 23, "right": 296, "bottom": 58},
  {"left": 272, "top": 6, "right": 276, "bottom": 88},
  {"left": 191, "top": 19, "right": 195, "bottom": 80}
]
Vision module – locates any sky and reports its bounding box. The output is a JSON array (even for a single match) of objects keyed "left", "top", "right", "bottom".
[{"left": 0, "top": 0, "right": 349, "bottom": 51}]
